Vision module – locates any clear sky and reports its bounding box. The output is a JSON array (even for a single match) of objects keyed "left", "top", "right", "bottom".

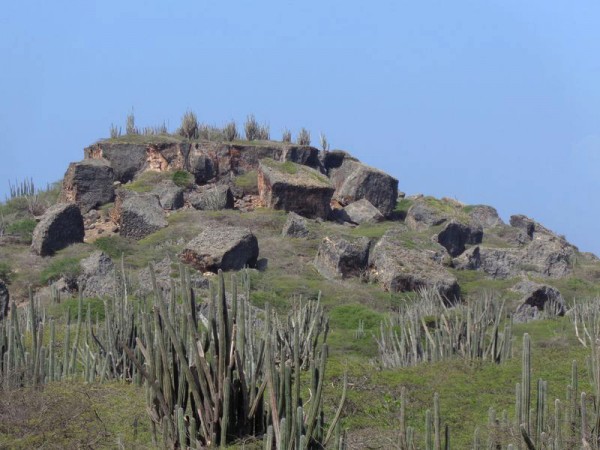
[{"left": 1, "top": 1, "right": 599, "bottom": 254}]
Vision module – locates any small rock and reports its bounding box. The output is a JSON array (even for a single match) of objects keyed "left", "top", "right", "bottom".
[
  {"left": 120, "top": 193, "right": 168, "bottom": 240},
  {"left": 436, "top": 221, "right": 483, "bottom": 257},
  {"left": 153, "top": 180, "right": 184, "bottom": 210},
  {"left": 314, "top": 236, "right": 371, "bottom": 279},
  {"left": 341, "top": 199, "right": 384, "bottom": 225},
  {"left": 282, "top": 212, "right": 310, "bottom": 238},
  {"left": 189, "top": 185, "right": 234, "bottom": 211}
]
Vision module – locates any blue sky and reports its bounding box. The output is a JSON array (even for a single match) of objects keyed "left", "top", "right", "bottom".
[{"left": 1, "top": 1, "right": 599, "bottom": 253}]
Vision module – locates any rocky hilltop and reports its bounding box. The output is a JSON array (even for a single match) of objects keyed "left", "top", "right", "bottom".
[{"left": 0, "top": 131, "right": 592, "bottom": 320}]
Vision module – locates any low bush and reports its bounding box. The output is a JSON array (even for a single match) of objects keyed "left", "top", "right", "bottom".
[
  {"left": 297, "top": 127, "right": 311, "bottom": 145},
  {"left": 171, "top": 170, "right": 194, "bottom": 188},
  {"left": 6, "top": 218, "right": 37, "bottom": 242},
  {"left": 0, "top": 262, "right": 13, "bottom": 283},
  {"left": 40, "top": 256, "right": 82, "bottom": 285},
  {"left": 223, "top": 120, "right": 238, "bottom": 141},
  {"left": 178, "top": 110, "right": 199, "bottom": 139},
  {"left": 282, "top": 128, "right": 292, "bottom": 142},
  {"left": 244, "top": 114, "right": 259, "bottom": 140}
]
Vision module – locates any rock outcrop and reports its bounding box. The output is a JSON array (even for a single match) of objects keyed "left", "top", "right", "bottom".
[
  {"left": 513, "top": 281, "right": 565, "bottom": 314},
  {"left": 189, "top": 185, "right": 234, "bottom": 211},
  {"left": 61, "top": 159, "right": 115, "bottom": 213},
  {"left": 258, "top": 160, "right": 334, "bottom": 219},
  {"left": 282, "top": 212, "right": 310, "bottom": 238},
  {"left": 314, "top": 236, "right": 371, "bottom": 279},
  {"left": 0, "top": 279, "right": 9, "bottom": 321},
  {"left": 119, "top": 193, "right": 168, "bottom": 240},
  {"left": 405, "top": 198, "right": 451, "bottom": 231},
  {"left": 180, "top": 227, "right": 259, "bottom": 272},
  {"left": 31, "top": 203, "right": 85, "bottom": 256},
  {"left": 153, "top": 180, "right": 184, "bottom": 210},
  {"left": 329, "top": 159, "right": 398, "bottom": 217},
  {"left": 77, "top": 251, "right": 116, "bottom": 298},
  {"left": 369, "top": 227, "right": 460, "bottom": 303},
  {"left": 436, "top": 221, "right": 482, "bottom": 257},
  {"left": 466, "top": 205, "right": 504, "bottom": 229},
  {"left": 341, "top": 199, "right": 384, "bottom": 225}
]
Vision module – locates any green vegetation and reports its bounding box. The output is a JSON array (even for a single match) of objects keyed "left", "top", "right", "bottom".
[
  {"left": 5, "top": 218, "right": 37, "bottom": 242},
  {"left": 233, "top": 170, "right": 258, "bottom": 192},
  {"left": 394, "top": 197, "right": 414, "bottom": 216},
  {"left": 244, "top": 114, "right": 259, "bottom": 140},
  {"left": 171, "top": 169, "right": 194, "bottom": 188},
  {"left": 93, "top": 235, "right": 134, "bottom": 259},
  {"left": 297, "top": 127, "right": 311, "bottom": 145},
  {"left": 39, "top": 256, "right": 82, "bottom": 285},
  {"left": 121, "top": 170, "right": 170, "bottom": 192},
  {"left": 0, "top": 262, "right": 13, "bottom": 284},
  {"left": 178, "top": 110, "right": 199, "bottom": 139}
]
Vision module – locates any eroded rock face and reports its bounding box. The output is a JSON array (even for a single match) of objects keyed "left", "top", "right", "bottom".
[
  {"left": 258, "top": 160, "right": 334, "bottom": 219},
  {"left": 180, "top": 227, "right": 259, "bottom": 272},
  {"left": 329, "top": 159, "right": 398, "bottom": 217},
  {"left": 314, "top": 236, "right": 370, "bottom": 279},
  {"left": 153, "top": 180, "right": 184, "bottom": 210},
  {"left": 282, "top": 212, "right": 310, "bottom": 238},
  {"left": 510, "top": 215, "right": 536, "bottom": 240},
  {"left": 0, "top": 279, "right": 9, "bottom": 321},
  {"left": 436, "top": 221, "right": 483, "bottom": 257},
  {"left": 341, "top": 199, "right": 384, "bottom": 225},
  {"left": 31, "top": 203, "right": 84, "bottom": 256},
  {"left": 61, "top": 159, "right": 115, "bottom": 213},
  {"left": 321, "top": 150, "right": 355, "bottom": 174},
  {"left": 281, "top": 146, "right": 323, "bottom": 171},
  {"left": 513, "top": 281, "right": 565, "bottom": 318},
  {"left": 120, "top": 193, "right": 168, "bottom": 240},
  {"left": 369, "top": 227, "right": 460, "bottom": 303},
  {"left": 77, "top": 251, "right": 116, "bottom": 299},
  {"left": 189, "top": 185, "right": 234, "bottom": 211}
]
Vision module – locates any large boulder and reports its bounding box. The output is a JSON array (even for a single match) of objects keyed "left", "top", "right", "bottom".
[
  {"left": 369, "top": 227, "right": 460, "bottom": 303},
  {"left": 258, "top": 159, "right": 334, "bottom": 219},
  {"left": 466, "top": 205, "right": 504, "bottom": 229},
  {"left": 453, "top": 246, "right": 522, "bottom": 279},
  {"left": 180, "top": 227, "right": 259, "bottom": 272},
  {"left": 188, "top": 146, "right": 217, "bottom": 184},
  {"left": 314, "top": 236, "right": 371, "bottom": 279},
  {"left": 31, "top": 203, "right": 84, "bottom": 256},
  {"left": 436, "top": 221, "right": 483, "bottom": 257},
  {"left": 60, "top": 159, "right": 115, "bottom": 213},
  {"left": 153, "top": 180, "right": 184, "bottom": 210},
  {"left": 282, "top": 212, "right": 310, "bottom": 238},
  {"left": 0, "top": 279, "right": 9, "bottom": 321},
  {"left": 513, "top": 281, "right": 565, "bottom": 319},
  {"left": 119, "top": 193, "right": 168, "bottom": 240},
  {"left": 77, "top": 251, "right": 116, "bottom": 298},
  {"left": 189, "top": 185, "right": 234, "bottom": 211},
  {"left": 405, "top": 198, "right": 451, "bottom": 231},
  {"left": 321, "top": 150, "right": 355, "bottom": 174},
  {"left": 341, "top": 199, "right": 384, "bottom": 225},
  {"left": 329, "top": 159, "right": 398, "bottom": 217},
  {"left": 280, "top": 146, "right": 323, "bottom": 171},
  {"left": 510, "top": 215, "right": 536, "bottom": 240}
]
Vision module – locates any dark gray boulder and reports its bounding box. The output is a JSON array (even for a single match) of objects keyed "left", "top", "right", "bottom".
[
  {"left": 31, "top": 203, "right": 85, "bottom": 256},
  {"left": 342, "top": 199, "right": 384, "bottom": 225},
  {"left": 60, "top": 159, "right": 115, "bottom": 213},
  {"left": 84, "top": 143, "right": 147, "bottom": 183},
  {"left": 436, "top": 221, "right": 483, "bottom": 257},
  {"left": 514, "top": 281, "right": 565, "bottom": 318},
  {"left": 369, "top": 227, "right": 460, "bottom": 303},
  {"left": 120, "top": 193, "right": 168, "bottom": 240},
  {"left": 280, "top": 145, "right": 323, "bottom": 171},
  {"left": 510, "top": 215, "right": 535, "bottom": 240},
  {"left": 180, "top": 227, "right": 259, "bottom": 272},
  {"left": 467, "top": 205, "right": 504, "bottom": 229},
  {"left": 314, "top": 236, "right": 371, "bottom": 279},
  {"left": 189, "top": 185, "right": 234, "bottom": 211},
  {"left": 188, "top": 148, "right": 216, "bottom": 184},
  {"left": 329, "top": 159, "right": 398, "bottom": 217},
  {"left": 0, "top": 279, "right": 9, "bottom": 321},
  {"left": 258, "top": 159, "right": 334, "bottom": 219},
  {"left": 77, "top": 251, "right": 116, "bottom": 298},
  {"left": 321, "top": 150, "right": 355, "bottom": 173},
  {"left": 153, "top": 180, "right": 184, "bottom": 210},
  {"left": 282, "top": 212, "right": 310, "bottom": 238}
]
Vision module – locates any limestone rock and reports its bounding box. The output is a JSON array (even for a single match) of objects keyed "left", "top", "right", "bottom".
[
  {"left": 436, "top": 221, "right": 483, "bottom": 257},
  {"left": 60, "top": 159, "right": 115, "bottom": 213},
  {"left": 280, "top": 146, "right": 323, "bottom": 171},
  {"left": 467, "top": 205, "right": 504, "bottom": 229},
  {"left": 77, "top": 251, "right": 116, "bottom": 298},
  {"left": 314, "top": 236, "right": 370, "bottom": 279},
  {"left": 180, "top": 227, "right": 259, "bottom": 272},
  {"left": 405, "top": 198, "right": 450, "bottom": 231},
  {"left": 0, "top": 279, "right": 9, "bottom": 321},
  {"left": 188, "top": 147, "right": 216, "bottom": 184},
  {"left": 31, "top": 203, "right": 84, "bottom": 256},
  {"left": 321, "top": 150, "right": 355, "bottom": 173},
  {"left": 153, "top": 180, "right": 184, "bottom": 210},
  {"left": 257, "top": 159, "right": 334, "bottom": 219},
  {"left": 189, "top": 185, "right": 234, "bottom": 211},
  {"left": 120, "top": 193, "right": 168, "bottom": 240},
  {"left": 369, "top": 227, "right": 460, "bottom": 303},
  {"left": 513, "top": 281, "right": 565, "bottom": 317},
  {"left": 342, "top": 199, "right": 384, "bottom": 225},
  {"left": 282, "top": 212, "right": 310, "bottom": 238},
  {"left": 329, "top": 159, "right": 398, "bottom": 217}
]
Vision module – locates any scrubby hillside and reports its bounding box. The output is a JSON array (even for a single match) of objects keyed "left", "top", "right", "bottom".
[{"left": 1, "top": 118, "right": 600, "bottom": 449}]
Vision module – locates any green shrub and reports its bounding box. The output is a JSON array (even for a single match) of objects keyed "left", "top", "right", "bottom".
[
  {"left": 94, "top": 235, "right": 133, "bottom": 259},
  {"left": 297, "top": 127, "right": 311, "bottom": 145},
  {"left": 0, "top": 262, "right": 13, "bottom": 284},
  {"left": 244, "top": 114, "right": 259, "bottom": 140},
  {"left": 56, "top": 297, "right": 106, "bottom": 321},
  {"left": 6, "top": 218, "right": 37, "bottom": 242},
  {"left": 172, "top": 170, "right": 194, "bottom": 188},
  {"left": 40, "top": 257, "right": 82, "bottom": 285},
  {"left": 178, "top": 110, "right": 199, "bottom": 139}
]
